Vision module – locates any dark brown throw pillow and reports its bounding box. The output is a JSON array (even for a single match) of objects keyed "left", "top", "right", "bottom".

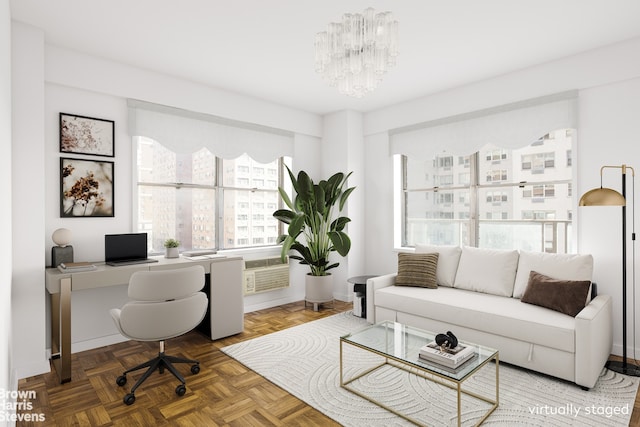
[
  {"left": 395, "top": 252, "right": 439, "bottom": 289},
  {"left": 521, "top": 271, "right": 591, "bottom": 317}
]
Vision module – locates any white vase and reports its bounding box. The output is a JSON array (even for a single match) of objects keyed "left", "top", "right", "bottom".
[
  {"left": 305, "top": 274, "right": 333, "bottom": 311},
  {"left": 165, "top": 247, "right": 179, "bottom": 258}
]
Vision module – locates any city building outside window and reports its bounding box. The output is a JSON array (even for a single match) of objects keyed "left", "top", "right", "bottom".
[
  {"left": 135, "top": 137, "right": 283, "bottom": 253},
  {"left": 401, "top": 129, "right": 574, "bottom": 253}
]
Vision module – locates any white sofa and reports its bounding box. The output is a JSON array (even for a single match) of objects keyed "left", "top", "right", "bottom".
[{"left": 366, "top": 245, "right": 612, "bottom": 389}]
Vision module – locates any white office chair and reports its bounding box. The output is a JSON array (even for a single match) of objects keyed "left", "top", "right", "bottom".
[{"left": 110, "top": 265, "right": 208, "bottom": 405}]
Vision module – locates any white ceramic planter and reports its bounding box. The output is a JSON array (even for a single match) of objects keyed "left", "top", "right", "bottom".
[
  {"left": 165, "top": 247, "right": 179, "bottom": 258},
  {"left": 305, "top": 274, "right": 334, "bottom": 311}
]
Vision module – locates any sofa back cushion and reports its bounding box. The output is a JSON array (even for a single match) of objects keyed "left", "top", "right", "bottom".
[
  {"left": 453, "top": 246, "right": 519, "bottom": 296},
  {"left": 415, "top": 244, "right": 462, "bottom": 287},
  {"left": 512, "top": 251, "right": 593, "bottom": 299}
]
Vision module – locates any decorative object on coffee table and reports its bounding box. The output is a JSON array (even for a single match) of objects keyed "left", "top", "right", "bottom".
[{"left": 580, "top": 164, "right": 640, "bottom": 376}]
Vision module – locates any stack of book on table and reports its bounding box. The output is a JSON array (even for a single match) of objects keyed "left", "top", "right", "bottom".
[
  {"left": 418, "top": 341, "right": 476, "bottom": 369},
  {"left": 57, "top": 262, "right": 97, "bottom": 273}
]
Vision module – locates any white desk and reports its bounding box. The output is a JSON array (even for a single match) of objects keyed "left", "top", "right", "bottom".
[{"left": 45, "top": 255, "right": 244, "bottom": 383}]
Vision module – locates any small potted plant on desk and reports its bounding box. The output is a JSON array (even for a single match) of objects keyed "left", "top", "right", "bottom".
[
  {"left": 273, "top": 166, "right": 355, "bottom": 311},
  {"left": 164, "top": 238, "right": 180, "bottom": 258}
]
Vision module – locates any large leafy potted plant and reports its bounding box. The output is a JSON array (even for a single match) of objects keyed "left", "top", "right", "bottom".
[{"left": 273, "top": 166, "right": 355, "bottom": 309}]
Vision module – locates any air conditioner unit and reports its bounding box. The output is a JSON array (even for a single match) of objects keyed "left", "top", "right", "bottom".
[{"left": 243, "top": 257, "right": 290, "bottom": 295}]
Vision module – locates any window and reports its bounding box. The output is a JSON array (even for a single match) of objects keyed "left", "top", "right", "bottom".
[
  {"left": 523, "top": 184, "right": 555, "bottom": 199},
  {"left": 401, "top": 129, "right": 574, "bottom": 253},
  {"left": 521, "top": 152, "right": 555, "bottom": 173},
  {"left": 486, "top": 191, "right": 508, "bottom": 203},
  {"left": 485, "top": 149, "right": 508, "bottom": 162},
  {"left": 435, "top": 156, "right": 454, "bottom": 168},
  {"left": 486, "top": 169, "right": 508, "bottom": 182},
  {"left": 135, "top": 137, "right": 283, "bottom": 253}
]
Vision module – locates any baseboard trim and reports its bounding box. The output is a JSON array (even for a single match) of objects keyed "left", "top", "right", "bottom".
[
  {"left": 244, "top": 296, "right": 301, "bottom": 313},
  {"left": 14, "top": 360, "right": 51, "bottom": 381},
  {"left": 70, "top": 334, "right": 129, "bottom": 354}
]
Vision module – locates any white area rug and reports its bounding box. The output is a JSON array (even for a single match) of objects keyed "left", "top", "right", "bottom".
[{"left": 221, "top": 311, "right": 639, "bottom": 426}]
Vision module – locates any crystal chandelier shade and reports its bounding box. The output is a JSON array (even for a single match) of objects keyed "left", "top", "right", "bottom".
[{"left": 315, "top": 7, "right": 399, "bottom": 98}]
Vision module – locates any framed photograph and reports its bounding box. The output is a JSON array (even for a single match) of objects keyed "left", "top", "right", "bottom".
[
  {"left": 60, "top": 113, "right": 114, "bottom": 157},
  {"left": 60, "top": 158, "right": 114, "bottom": 217}
]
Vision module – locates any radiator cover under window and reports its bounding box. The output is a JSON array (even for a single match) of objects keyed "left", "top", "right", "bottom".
[{"left": 243, "top": 257, "right": 290, "bottom": 294}]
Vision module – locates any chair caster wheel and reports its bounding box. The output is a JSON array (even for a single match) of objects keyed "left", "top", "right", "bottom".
[
  {"left": 175, "top": 384, "right": 186, "bottom": 396},
  {"left": 116, "top": 375, "right": 127, "bottom": 387},
  {"left": 191, "top": 364, "right": 200, "bottom": 374},
  {"left": 123, "top": 393, "right": 135, "bottom": 405}
]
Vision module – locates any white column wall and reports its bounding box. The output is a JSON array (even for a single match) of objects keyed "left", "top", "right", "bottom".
[
  {"left": 577, "top": 78, "right": 640, "bottom": 356},
  {"left": 11, "top": 22, "right": 49, "bottom": 380},
  {"left": 1, "top": 0, "right": 13, "bottom": 396},
  {"left": 322, "top": 111, "right": 365, "bottom": 301}
]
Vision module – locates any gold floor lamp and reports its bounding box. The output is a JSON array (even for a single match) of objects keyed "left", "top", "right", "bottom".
[{"left": 579, "top": 164, "right": 639, "bottom": 376}]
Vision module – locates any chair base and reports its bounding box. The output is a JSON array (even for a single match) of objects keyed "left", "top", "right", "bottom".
[{"left": 117, "top": 349, "right": 200, "bottom": 405}]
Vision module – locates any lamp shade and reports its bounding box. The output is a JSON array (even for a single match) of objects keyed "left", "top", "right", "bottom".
[
  {"left": 578, "top": 187, "right": 626, "bottom": 206},
  {"left": 52, "top": 228, "right": 72, "bottom": 247}
]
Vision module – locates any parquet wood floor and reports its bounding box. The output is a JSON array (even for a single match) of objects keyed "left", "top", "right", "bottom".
[
  {"left": 17, "top": 301, "right": 350, "bottom": 426},
  {"left": 16, "top": 301, "right": 640, "bottom": 426}
]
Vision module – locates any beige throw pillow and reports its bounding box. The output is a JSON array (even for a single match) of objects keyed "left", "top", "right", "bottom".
[{"left": 396, "top": 252, "right": 439, "bottom": 289}]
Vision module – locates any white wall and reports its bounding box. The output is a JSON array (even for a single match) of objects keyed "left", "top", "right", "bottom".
[
  {"left": 11, "top": 21, "right": 49, "bottom": 380},
  {"left": 1, "top": 0, "right": 13, "bottom": 400},
  {"left": 45, "top": 45, "right": 322, "bottom": 139},
  {"left": 11, "top": 18, "right": 640, "bottom": 380},
  {"left": 363, "top": 131, "right": 396, "bottom": 275},
  {"left": 10, "top": 24, "right": 327, "bottom": 377},
  {"left": 362, "top": 38, "right": 640, "bottom": 357},
  {"left": 45, "top": 85, "right": 132, "bottom": 264},
  {"left": 321, "top": 111, "right": 366, "bottom": 301},
  {"left": 577, "top": 77, "right": 640, "bottom": 356}
]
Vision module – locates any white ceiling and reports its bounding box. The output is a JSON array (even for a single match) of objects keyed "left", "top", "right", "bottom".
[{"left": 10, "top": 0, "right": 640, "bottom": 115}]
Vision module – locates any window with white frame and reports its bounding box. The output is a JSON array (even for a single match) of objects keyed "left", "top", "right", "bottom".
[
  {"left": 135, "top": 138, "right": 284, "bottom": 253},
  {"left": 401, "top": 129, "right": 574, "bottom": 253},
  {"left": 129, "top": 100, "right": 293, "bottom": 254}
]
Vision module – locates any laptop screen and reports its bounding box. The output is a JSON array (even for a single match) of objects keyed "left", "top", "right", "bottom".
[{"left": 105, "top": 233, "right": 149, "bottom": 263}]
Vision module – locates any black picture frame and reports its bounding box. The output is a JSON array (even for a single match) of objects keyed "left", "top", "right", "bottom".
[
  {"left": 60, "top": 157, "right": 114, "bottom": 217},
  {"left": 60, "top": 113, "right": 115, "bottom": 157}
]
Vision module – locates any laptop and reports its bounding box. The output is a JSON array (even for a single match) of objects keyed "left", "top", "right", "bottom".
[{"left": 105, "top": 233, "right": 159, "bottom": 266}]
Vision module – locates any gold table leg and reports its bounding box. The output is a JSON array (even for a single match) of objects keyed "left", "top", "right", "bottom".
[
  {"left": 340, "top": 338, "right": 499, "bottom": 426},
  {"left": 50, "top": 277, "right": 72, "bottom": 383}
]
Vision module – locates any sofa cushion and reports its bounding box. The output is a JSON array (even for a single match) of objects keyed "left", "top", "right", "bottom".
[
  {"left": 415, "top": 244, "right": 462, "bottom": 287},
  {"left": 453, "top": 246, "right": 519, "bottom": 297},
  {"left": 512, "top": 251, "right": 593, "bottom": 299},
  {"left": 395, "top": 252, "right": 439, "bottom": 288},
  {"left": 376, "top": 285, "right": 576, "bottom": 352},
  {"left": 521, "top": 271, "right": 591, "bottom": 317}
]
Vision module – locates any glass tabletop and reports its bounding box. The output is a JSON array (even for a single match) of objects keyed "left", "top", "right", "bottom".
[{"left": 341, "top": 321, "right": 498, "bottom": 381}]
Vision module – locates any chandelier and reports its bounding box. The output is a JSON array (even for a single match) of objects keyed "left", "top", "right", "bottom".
[{"left": 314, "top": 7, "right": 399, "bottom": 98}]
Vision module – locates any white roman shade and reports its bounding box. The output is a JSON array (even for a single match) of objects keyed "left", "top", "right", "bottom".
[
  {"left": 390, "top": 91, "right": 578, "bottom": 159},
  {"left": 128, "top": 100, "right": 294, "bottom": 163}
]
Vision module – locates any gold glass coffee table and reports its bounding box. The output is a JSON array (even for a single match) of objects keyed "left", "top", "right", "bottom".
[{"left": 340, "top": 321, "right": 498, "bottom": 426}]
